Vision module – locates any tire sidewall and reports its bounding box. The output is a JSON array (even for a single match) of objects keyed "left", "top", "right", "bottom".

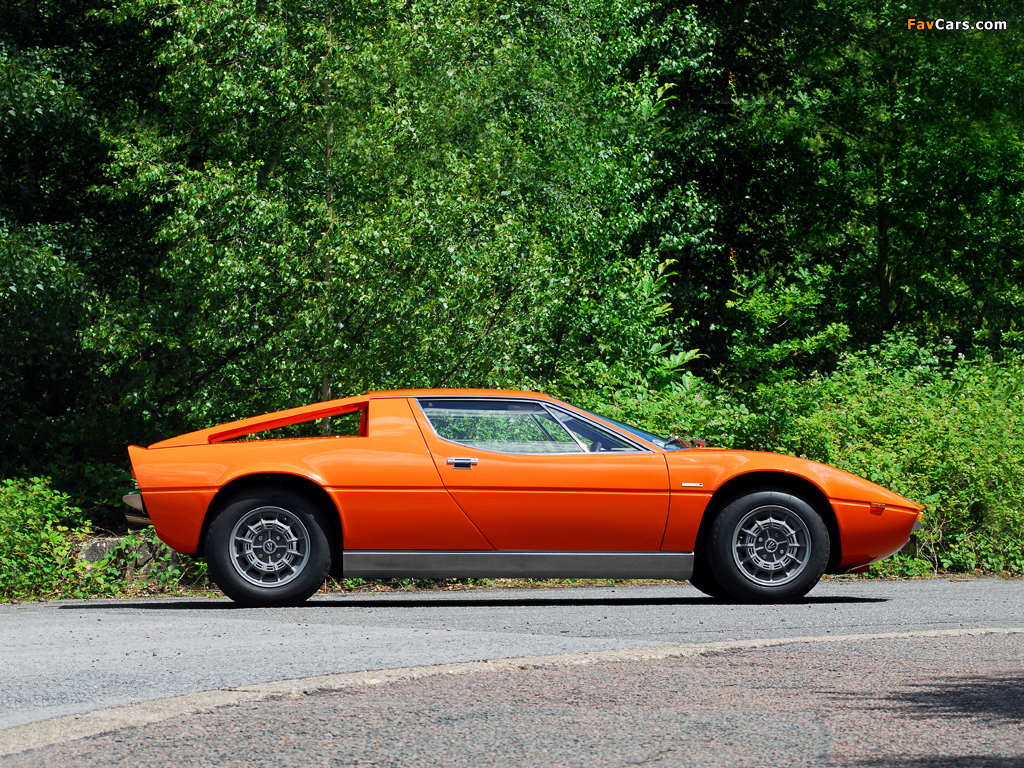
[
  {"left": 206, "top": 487, "right": 332, "bottom": 607},
  {"left": 708, "top": 488, "right": 829, "bottom": 603}
]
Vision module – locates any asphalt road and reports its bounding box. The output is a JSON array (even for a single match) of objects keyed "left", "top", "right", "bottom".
[
  {"left": 4, "top": 632, "right": 1022, "bottom": 767},
  {"left": 2, "top": 578, "right": 1022, "bottom": 732}
]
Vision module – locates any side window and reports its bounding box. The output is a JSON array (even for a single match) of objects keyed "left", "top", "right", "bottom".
[
  {"left": 418, "top": 400, "right": 583, "bottom": 454},
  {"left": 216, "top": 405, "right": 366, "bottom": 441},
  {"left": 549, "top": 408, "right": 638, "bottom": 452}
]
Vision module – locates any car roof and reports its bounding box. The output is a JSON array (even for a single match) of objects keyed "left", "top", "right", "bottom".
[{"left": 367, "top": 388, "right": 553, "bottom": 399}]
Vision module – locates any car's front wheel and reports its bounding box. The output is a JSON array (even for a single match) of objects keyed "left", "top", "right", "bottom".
[
  {"left": 206, "top": 487, "right": 332, "bottom": 607},
  {"left": 707, "top": 488, "right": 829, "bottom": 603}
]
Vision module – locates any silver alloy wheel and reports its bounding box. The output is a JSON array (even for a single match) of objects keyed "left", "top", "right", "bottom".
[
  {"left": 229, "top": 505, "right": 311, "bottom": 588},
  {"left": 731, "top": 504, "right": 812, "bottom": 586}
]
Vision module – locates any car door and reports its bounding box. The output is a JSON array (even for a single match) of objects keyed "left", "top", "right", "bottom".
[{"left": 411, "top": 397, "right": 670, "bottom": 551}]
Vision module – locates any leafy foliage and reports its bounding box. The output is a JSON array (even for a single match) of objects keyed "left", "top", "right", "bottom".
[
  {"left": 99, "top": 525, "right": 210, "bottom": 591},
  {"left": 100, "top": 0, "right": 689, "bottom": 424},
  {"left": 662, "top": 1, "right": 1024, "bottom": 379},
  {"left": 0, "top": 477, "right": 210, "bottom": 601},
  {"left": 0, "top": 477, "right": 97, "bottom": 600},
  {"left": 587, "top": 335, "right": 1024, "bottom": 575},
  {"left": 2, "top": 1, "right": 1024, "bottom": 589}
]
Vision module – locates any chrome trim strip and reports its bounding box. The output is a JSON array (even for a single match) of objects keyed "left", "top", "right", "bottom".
[
  {"left": 679, "top": 482, "right": 704, "bottom": 488},
  {"left": 343, "top": 551, "right": 693, "bottom": 580}
]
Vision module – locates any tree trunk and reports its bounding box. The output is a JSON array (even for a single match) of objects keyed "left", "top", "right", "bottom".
[{"left": 320, "top": 2, "right": 335, "bottom": 434}]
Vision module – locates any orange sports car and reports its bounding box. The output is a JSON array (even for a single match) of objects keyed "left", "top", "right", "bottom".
[{"left": 123, "top": 389, "right": 922, "bottom": 606}]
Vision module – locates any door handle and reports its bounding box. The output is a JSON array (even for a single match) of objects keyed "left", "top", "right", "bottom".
[{"left": 446, "top": 457, "right": 478, "bottom": 469}]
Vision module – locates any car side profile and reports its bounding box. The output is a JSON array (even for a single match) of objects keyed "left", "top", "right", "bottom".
[{"left": 123, "top": 389, "right": 923, "bottom": 606}]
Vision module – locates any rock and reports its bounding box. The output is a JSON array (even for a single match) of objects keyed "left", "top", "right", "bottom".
[
  {"left": 78, "top": 537, "right": 122, "bottom": 563},
  {"left": 126, "top": 541, "right": 155, "bottom": 571},
  {"left": 77, "top": 534, "right": 182, "bottom": 579}
]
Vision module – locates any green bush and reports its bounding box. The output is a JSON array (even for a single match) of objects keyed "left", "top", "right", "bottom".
[
  {"left": 0, "top": 477, "right": 211, "bottom": 601},
  {"left": 0, "top": 477, "right": 107, "bottom": 600},
  {"left": 791, "top": 342, "right": 1024, "bottom": 576},
  {"left": 581, "top": 335, "right": 1024, "bottom": 576}
]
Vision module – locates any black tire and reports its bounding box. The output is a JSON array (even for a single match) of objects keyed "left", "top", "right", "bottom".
[
  {"left": 687, "top": 558, "right": 730, "bottom": 599},
  {"left": 206, "top": 486, "right": 332, "bottom": 607},
  {"left": 707, "top": 488, "right": 829, "bottom": 603}
]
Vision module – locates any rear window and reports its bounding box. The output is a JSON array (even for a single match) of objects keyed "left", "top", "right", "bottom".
[{"left": 220, "top": 407, "right": 365, "bottom": 441}]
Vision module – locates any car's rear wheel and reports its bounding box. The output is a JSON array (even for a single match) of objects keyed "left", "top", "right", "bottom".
[
  {"left": 206, "top": 487, "right": 331, "bottom": 607},
  {"left": 707, "top": 488, "right": 829, "bottom": 603}
]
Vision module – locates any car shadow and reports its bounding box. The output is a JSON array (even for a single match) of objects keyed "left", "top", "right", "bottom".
[{"left": 60, "top": 595, "right": 887, "bottom": 610}]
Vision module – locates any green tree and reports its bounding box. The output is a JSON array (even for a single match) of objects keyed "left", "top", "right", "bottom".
[
  {"left": 0, "top": 0, "right": 162, "bottom": 510},
  {"left": 104, "top": 0, "right": 693, "bottom": 428},
  {"left": 661, "top": 1, "right": 1024, "bottom": 383}
]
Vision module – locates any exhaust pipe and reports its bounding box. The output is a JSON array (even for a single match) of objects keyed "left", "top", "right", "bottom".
[{"left": 121, "top": 493, "right": 152, "bottom": 527}]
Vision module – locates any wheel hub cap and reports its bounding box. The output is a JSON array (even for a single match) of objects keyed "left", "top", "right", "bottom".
[
  {"left": 230, "top": 506, "right": 311, "bottom": 588},
  {"left": 732, "top": 504, "right": 811, "bottom": 586}
]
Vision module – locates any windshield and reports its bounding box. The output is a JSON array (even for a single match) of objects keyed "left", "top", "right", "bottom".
[{"left": 572, "top": 406, "right": 688, "bottom": 451}]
